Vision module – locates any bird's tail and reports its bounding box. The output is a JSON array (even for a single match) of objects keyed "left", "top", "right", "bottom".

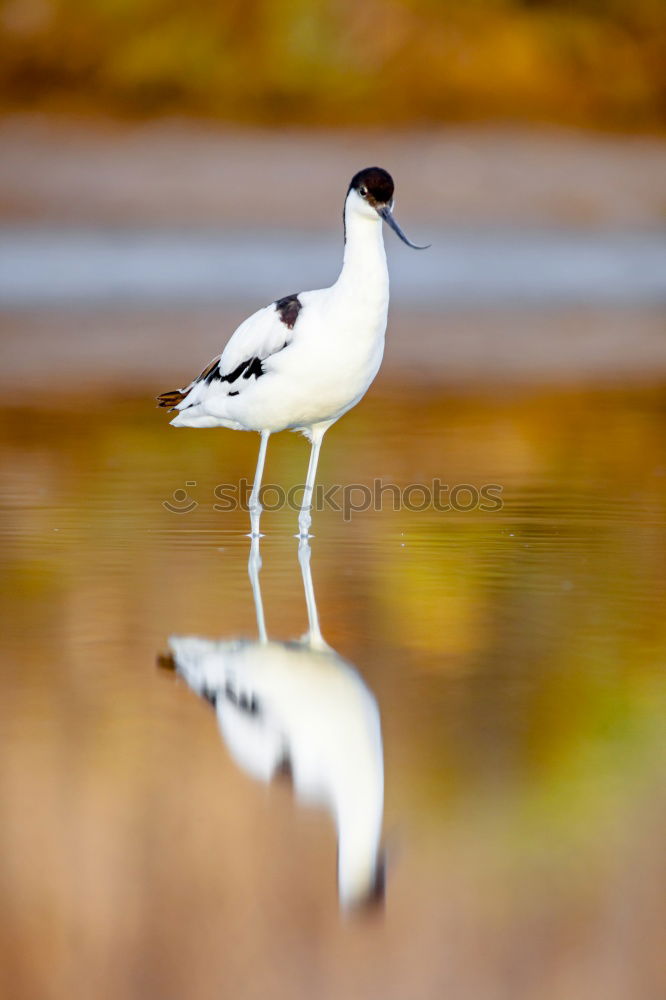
[
  {"left": 157, "top": 388, "right": 188, "bottom": 409},
  {"left": 156, "top": 651, "right": 176, "bottom": 671}
]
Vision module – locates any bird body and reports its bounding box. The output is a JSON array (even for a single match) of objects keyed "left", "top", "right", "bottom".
[
  {"left": 162, "top": 540, "right": 385, "bottom": 910},
  {"left": 167, "top": 192, "right": 389, "bottom": 434},
  {"left": 167, "top": 635, "right": 384, "bottom": 905},
  {"left": 158, "top": 167, "right": 426, "bottom": 534}
]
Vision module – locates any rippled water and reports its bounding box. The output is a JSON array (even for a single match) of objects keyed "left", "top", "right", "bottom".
[{"left": 2, "top": 380, "right": 666, "bottom": 999}]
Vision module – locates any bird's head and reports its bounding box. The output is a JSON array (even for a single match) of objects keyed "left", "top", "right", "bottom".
[{"left": 346, "top": 166, "right": 429, "bottom": 249}]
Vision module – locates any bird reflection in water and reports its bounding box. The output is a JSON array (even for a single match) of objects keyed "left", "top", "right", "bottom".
[{"left": 158, "top": 539, "right": 385, "bottom": 911}]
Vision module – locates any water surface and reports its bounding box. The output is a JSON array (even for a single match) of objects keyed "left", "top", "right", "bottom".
[{"left": 1, "top": 380, "right": 666, "bottom": 999}]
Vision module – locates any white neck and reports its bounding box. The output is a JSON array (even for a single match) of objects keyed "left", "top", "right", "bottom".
[{"left": 335, "top": 190, "right": 389, "bottom": 300}]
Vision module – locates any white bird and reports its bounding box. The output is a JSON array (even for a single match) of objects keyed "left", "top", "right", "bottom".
[
  {"left": 158, "top": 166, "right": 427, "bottom": 536},
  {"left": 159, "top": 539, "right": 385, "bottom": 911}
]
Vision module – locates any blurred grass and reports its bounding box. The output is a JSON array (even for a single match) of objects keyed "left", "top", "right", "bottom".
[{"left": 0, "top": 0, "right": 665, "bottom": 128}]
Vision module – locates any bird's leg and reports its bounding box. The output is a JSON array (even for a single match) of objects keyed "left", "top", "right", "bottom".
[
  {"left": 248, "top": 430, "right": 270, "bottom": 537},
  {"left": 297, "top": 427, "right": 326, "bottom": 538},
  {"left": 248, "top": 534, "right": 268, "bottom": 643},
  {"left": 297, "top": 536, "right": 324, "bottom": 648}
]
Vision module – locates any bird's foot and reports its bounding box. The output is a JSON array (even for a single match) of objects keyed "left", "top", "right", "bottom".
[
  {"left": 296, "top": 512, "right": 312, "bottom": 538},
  {"left": 248, "top": 504, "right": 264, "bottom": 538}
]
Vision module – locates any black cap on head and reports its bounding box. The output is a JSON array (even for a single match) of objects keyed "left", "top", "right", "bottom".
[
  {"left": 349, "top": 167, "right": 394, "bottom": 207},
  {"left": 346, "top": 165, "right": 429, "bottom": 249}
]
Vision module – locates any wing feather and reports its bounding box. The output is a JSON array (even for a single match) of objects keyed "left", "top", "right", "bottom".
[{"left": 157, "top": 296, "right": 301, "bottom": 411}]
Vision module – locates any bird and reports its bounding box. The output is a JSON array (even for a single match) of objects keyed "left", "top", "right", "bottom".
[
  {"left": 158, "top": 538, "right": 385, "bottom": 911},
  {"left": 157, "top": 166, "right": 428, "bottom": 537}
]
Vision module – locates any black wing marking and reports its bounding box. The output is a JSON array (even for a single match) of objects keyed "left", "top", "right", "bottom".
[
  {"left": 198, "top": 355, "right": 256, "bottom": 387},
  {"left": 224, "top": 680, "right": 261, "bottom": 717},
  {"left": 157, "top": 354, "right": 222, "bottom": 408},
  {"left": 241, "top": 356, "right": 264, "bottom": 381},
  {"left": 157, "top": 301, "right": 297, "bottom": 409},
  {"left": 275, "top": 293, "right": 302, "bottom": 330},
  {"left": 204, "top": 341, "right": 289, "bottom": 388},
  {"left": 196, "top": 679, "right": 263, "bottom": 716}
]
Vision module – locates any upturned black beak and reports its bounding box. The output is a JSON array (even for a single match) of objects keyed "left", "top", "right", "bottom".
[{"left": 378, "top": 205, "right": 430, "bottom": 249}]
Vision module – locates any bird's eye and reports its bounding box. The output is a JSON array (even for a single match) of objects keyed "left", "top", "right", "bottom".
[{"left": 359, "top": 186, "right": 368, "bottom": 196}]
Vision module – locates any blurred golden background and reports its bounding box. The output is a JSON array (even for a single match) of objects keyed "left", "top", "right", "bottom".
[
  {"left": 1, "top": 0, "right": 665, "bottom": 128},
  {"left": 2, "top": 2, "right": 666, "bottom": 998}
]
